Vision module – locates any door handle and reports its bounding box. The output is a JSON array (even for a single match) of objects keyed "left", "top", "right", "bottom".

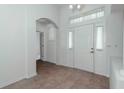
[
  {"left": 90, "top": 48, "right": 94, "bottom": 53},
  {"left": 90, "top": 51, "right": 94, "bottom": 53}
]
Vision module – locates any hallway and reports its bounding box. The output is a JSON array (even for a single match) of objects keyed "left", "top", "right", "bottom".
[{"left": 3, "top": 60, "right": 109, "bottom": 89}]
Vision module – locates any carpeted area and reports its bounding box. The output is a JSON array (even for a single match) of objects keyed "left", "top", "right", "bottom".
[{"left": 3, "top": 60, "right": 109, "bottom": 89}]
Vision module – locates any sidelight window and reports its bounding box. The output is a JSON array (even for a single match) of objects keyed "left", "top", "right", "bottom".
[
  {"left": 96, "top": 26, "right": 104, "bottom": 50},
  {"left": 68, "top": 32, "right": 73, "bottom": 49}
]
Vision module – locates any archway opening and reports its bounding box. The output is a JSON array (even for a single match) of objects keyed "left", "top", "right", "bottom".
[{"left": 36, "top": 18, "right": 59, "bottom": 73}]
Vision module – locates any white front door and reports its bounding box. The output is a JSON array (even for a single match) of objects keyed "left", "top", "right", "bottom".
[{"left": 74, "top": 24, "right": 94, "bottom": 72}]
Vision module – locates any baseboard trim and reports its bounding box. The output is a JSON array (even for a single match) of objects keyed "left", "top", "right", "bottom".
[
  {"left": 25, "top": 72, "right": 37, "bottom": 79},
  {"left": 0, "top": 75, "right": 25, "bottom": 88},
  {"left": 0, "top": 72, "right": 37, "bottom": 88}
]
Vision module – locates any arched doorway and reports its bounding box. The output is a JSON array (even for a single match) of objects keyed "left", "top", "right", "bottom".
[{"left": 36, "top": 18, "right": 59, "bottom": 69}]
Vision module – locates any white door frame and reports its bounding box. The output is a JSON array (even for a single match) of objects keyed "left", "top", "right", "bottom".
[
  {"left": 67, "top": 21, "right": 107, "bottom": 76},
  {"left": 40, "top": 32, "right": 45, "bottom": 61}
]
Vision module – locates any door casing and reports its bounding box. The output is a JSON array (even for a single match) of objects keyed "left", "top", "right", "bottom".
[{"left": 66, "top": 22, "right": 107, "bottom": 76}]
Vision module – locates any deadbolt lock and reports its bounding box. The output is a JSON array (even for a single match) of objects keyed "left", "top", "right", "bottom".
[{"left": 90, "top": 48, "right": 94, "bottom": 53}]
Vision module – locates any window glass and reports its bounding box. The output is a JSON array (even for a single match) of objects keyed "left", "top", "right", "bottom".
[
  {"left": 97, "top": 12, "right": 101, "bottom": 18},
  {"left": 99, "top": 11, "right": 104, "bottom": 17},
  {"left": 90, "top": 13, "right": 97, "bottom": 19},
  {"left": 96, "top": 26, "right": 103, "bottom": 50},
  {"left": 79, "top": 17, "right": 83, "bottom": 22},
  {"left": 97, "top": 11, "right": 104, "bottom": 18},
  {"left": 74, "top": 19, "right": 77, "bottom": 23},
  {"left": 70, "top": 8, "right": 104, "bottom": 24},
  {"left": 84, "top": 15, "right": 90, "bottom": 21},
  {"left": 69, "top": 32, "right": 73, "bottom": 48},
  {"left": 87, "top": 15, "right": 91, "bottom": 20},
  {"left": 77, "top": 18, "right": 80, "bottom": 22}
]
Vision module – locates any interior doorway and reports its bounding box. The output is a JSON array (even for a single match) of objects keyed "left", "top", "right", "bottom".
[
  {"left": 36, "top": 18, "right": 58, "bottom": 65},
  {"left": 40, "top": 32, "right": 44, "bottom": 60}
]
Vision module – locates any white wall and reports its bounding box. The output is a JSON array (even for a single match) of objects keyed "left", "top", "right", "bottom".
[
  {"left": 0, "top": 4, "right": 59, "bottom": 88},
  {"left": 106, "top": 11, "right": 123, "bottom": 57},
  {"left": 106, "top": 10, "right": 124, "bottom": 76},
  {"left": 109, "top": 6, "right": 124, "bottom": 88},
  {"left": 26, "top": 4, "right": 59, "bottom": 78},
  {"left": 0, "top": 5, "right": 26, "bottom": 88}
]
